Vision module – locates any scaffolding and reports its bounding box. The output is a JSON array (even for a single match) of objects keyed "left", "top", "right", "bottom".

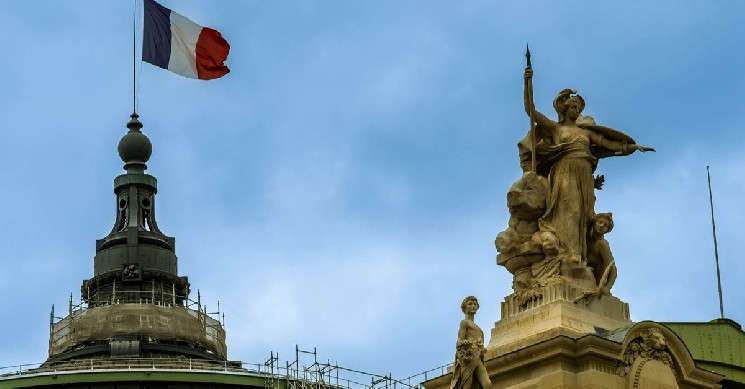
[
  {"left": 264, "top": 351, "right": 280, "bottom": 389},
  {"left": 261, "top": 345, "right": 441, "bottom": 389},
  {"left": 50, "top": 288, "right": 224, "bottom": 334},
  {"left": 48, "top": 289, "right": 227, "bottom": 359},
  {"left": 82, "top": 278, "right": 194, "bottom": 309},
  {"left": 2, "top": 347, "right": 452, "bottom": 389}
]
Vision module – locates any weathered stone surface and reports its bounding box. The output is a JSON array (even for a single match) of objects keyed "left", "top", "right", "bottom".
[
  {"left": 495, "top": 172, "right": 546, "bottom": 264},
  {"left": 496, "top": 64, "right": 655, "bottom": 305},
  {"left": 486, "top": 294, "right": 630, "bottom": 356}
]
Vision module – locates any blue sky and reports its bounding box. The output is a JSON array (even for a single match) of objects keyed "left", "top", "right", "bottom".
[{"left": 1, "top": 0, "right": 744, "bottom": 379}]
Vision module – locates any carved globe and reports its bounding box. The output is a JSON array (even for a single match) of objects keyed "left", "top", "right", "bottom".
[{"left": 118, "top": 127, "right": 152, "bottom": 163}]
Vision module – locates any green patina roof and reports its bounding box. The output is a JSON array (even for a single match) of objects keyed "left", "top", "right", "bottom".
[
  {"left": 0, "top": 369, "right": 284, "bottom": 389},
  {"left": 663, "top": 319, "right": 745, "bottom": 384}
]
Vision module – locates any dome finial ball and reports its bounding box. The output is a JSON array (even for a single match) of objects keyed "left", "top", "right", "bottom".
[{"left": 117, "top": 112, "right": 152, "bottom": 165}]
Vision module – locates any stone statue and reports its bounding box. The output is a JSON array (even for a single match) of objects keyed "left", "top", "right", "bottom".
[
  {"left": 496, "top": 62, "right": 654, "bottom": 302},
  {"left": 450, "top": 296, "right": 491, "bottom": 389},
  {"left": 587, "top": 212, "right": 617, "bottom": 295},
  {"left": 524, "top": 66, "right": 654, "bottom": 266}
]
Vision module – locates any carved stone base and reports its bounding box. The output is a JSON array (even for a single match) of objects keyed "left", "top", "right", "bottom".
[
  {"left": 486, "top": 295, "right": 630, "bottom": 358},
  {"left": 486, "top": 282, "right": 630, "bottom": 357},
  {"left": 502, "top": 281, "right": 629, "bottom": 319}
]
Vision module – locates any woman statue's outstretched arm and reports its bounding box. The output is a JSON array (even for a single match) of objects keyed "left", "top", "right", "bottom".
[{"left": 588, "top": 131, "right": 655, "bottom": 155}]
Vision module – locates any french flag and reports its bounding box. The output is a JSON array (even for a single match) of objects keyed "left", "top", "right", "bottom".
[{"left": 142, "top": 0, "right": 230, "bottom": 80}]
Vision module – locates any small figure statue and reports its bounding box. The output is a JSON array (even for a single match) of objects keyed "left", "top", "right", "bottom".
[
  {"left": 450, "top": 296, "right": 492, "bottom": 389},
  {"left": 587, "top": 213, "right": 617, "bottom": 295}
]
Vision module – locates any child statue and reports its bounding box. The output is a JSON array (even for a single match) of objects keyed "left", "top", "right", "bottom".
[{"left": 587, "top": 212, "right": 617, "bottom": 295}]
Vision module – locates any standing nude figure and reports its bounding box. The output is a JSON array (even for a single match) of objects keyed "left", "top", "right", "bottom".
[{"left": 450, "top": 296, "right": 491, "bottom": 389}]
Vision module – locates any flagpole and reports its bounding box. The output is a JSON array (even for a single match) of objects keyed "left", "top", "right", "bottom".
[
  {"left": 132, "top": 0, "right": 137, "bottom": 114},
  {"left": 706, "top": 166, "right": 725, "bottom": 319}
]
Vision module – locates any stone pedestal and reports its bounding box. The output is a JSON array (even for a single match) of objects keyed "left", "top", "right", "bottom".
[{"left": 486, "top": 282, "right": 630, "bottom": 358}]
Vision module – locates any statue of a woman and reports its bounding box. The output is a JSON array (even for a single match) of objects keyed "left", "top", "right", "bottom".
[
  {"left": 450, "top": 296, "right": 491, "bottom": 389},
  {"left": 523, "top": 67, "right": 654, "bottom": 265}
]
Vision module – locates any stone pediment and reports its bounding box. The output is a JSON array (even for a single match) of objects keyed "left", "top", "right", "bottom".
[{"left": 617, "top": 321, "right": 723, "bottom": 389}]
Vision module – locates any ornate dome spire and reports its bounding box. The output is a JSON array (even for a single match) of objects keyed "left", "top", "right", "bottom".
[{"left": 44, "top": 113, "right": 225, "bottom": 364}]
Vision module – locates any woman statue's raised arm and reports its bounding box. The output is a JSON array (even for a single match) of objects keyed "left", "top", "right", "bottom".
[{"left": 524, "top": 67, "right": 557, "bottom": 131}]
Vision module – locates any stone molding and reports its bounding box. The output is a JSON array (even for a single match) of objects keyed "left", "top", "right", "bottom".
[
  {"left": 488, "top": 296, "right": 630, "bottom": 355},
  {"left": 500, "top": 281, "right": 629, "bottom": 322}
]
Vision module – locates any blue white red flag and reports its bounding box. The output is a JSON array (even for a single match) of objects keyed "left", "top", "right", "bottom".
[{"left": 142, "top": 0, "right": 230, "bottom": 80}]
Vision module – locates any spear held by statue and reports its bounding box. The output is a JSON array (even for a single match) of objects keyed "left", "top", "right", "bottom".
[{"left": 525, "top": 45, "right": 537, "bottom": 173}]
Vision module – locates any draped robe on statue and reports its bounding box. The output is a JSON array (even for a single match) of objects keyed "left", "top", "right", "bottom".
[
  {"left": 518, "top": 118, "right": 636, "bottom": 266},
  {"left": 538, "top": 131, "right": 596, "bottom": 263}
]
